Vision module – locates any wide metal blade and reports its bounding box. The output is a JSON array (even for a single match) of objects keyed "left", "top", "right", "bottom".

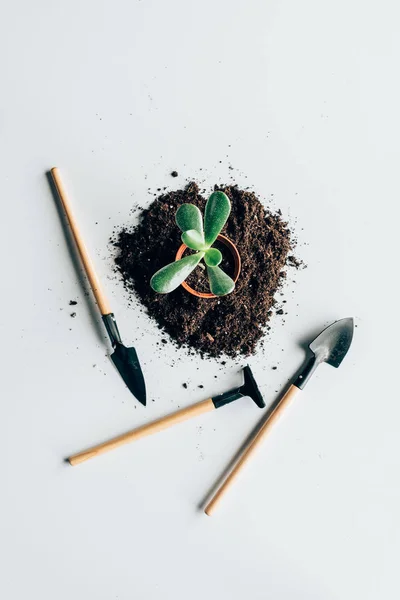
[
  {"left": 294, "top": 317, "right": 354, "bottom": 389},
  {"left": 310, "top": 317, "right": 354, "bottom": 367},
  {"left": 111, "top": 343, "right": 147, "bottom": 406}
]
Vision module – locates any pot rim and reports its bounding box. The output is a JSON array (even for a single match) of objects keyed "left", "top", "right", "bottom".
[{"left": 175, "top": 234, "right": 241, "bottom": 299}]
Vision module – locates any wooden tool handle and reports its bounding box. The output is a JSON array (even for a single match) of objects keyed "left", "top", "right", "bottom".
[
  {"left": 204, "top": 384, "right": 299, "bottom": 516},
  {"left": 51, "top": 167, "right": 111, "bottom": 315},
  {"left": 68, "top": 397, "right": 214, "bottom": 465}
]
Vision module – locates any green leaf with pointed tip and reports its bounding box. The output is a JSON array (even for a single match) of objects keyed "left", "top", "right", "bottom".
[
  {"left": 204, "top": 248, "right": 222, "bottom": 267},
  {"left": 206, "top": 265, "right": 235, "bottom": 296},
  {"left": 176, "top": 204, "right": 204, "bottom": 240},
  {"left": 181, "top": 230, "right": 206, "bottom": 251},
  {"left": 151, "top": 252, "right": 204, "bottom": 294},
  {"left": 204, "top": 191, "right": 231, "bottom": 247}
]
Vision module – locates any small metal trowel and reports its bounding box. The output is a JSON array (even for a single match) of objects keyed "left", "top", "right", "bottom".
[
  {"left": 205, "top": 317, "right": 355, "bottom": 515},
  {"left": 51, "top": 168, "right": 146, "bottom": 406}
]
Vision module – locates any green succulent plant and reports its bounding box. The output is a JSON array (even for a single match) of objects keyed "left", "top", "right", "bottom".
[{"left": 150, "top": 191, "right": 236, "bottom": 296}]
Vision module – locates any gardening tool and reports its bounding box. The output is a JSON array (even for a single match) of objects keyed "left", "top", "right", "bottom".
[
  {"left": 50, "top": 167, "right": 146, "bottom": 406},
  {"left": 204, "top": 317, "right": 354, "bottom": 515},
  {"left": 68, "top": 365, "right": 265, "bottom": 465}
]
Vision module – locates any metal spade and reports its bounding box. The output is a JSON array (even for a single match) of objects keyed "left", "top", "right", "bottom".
[
  {"left": 205, "top": 318, "right": 355, "bottom": 515},
  {"left": 294, "top": 317, "right": 354, "bottom": 388}
]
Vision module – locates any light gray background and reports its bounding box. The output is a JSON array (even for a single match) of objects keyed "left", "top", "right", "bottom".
[{"left": 1, "top": 1, "right": 399, "bottom": 599}]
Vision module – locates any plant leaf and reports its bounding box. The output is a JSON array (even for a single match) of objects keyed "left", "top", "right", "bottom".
[
  {"left": 204, "top": 191, "right": 231, "bottom": 247},
  {"left": 204, "top": 248, "right": 222, "bottom": 267},
  {"left": 181, "top": 230, "right": 206, "bottom": 251},
  {"left": 206, "top": 265, "right": 235, "bottom": 296},
  {"left": 151, "top": 252, "right": 204, "bottom": 294},
  {"left": 176, "top": 204, "right": 204, "bottom": 239}
]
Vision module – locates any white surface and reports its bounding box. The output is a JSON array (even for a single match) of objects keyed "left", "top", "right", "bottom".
[{"left": 1, "top": 1, "right": 399, "bottom": 598}]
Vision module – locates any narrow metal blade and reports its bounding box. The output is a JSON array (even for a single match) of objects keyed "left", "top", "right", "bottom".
[
  {"left": 309, "top": 317, "right": 354, "bottom": 367},
  {"left": 111, "top": 343, "right": 147, "bottom": 406}
]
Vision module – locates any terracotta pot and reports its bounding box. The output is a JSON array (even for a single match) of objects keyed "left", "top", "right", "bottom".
[{"left": 175, "top": 234, "right": 241, "bottom": 299}]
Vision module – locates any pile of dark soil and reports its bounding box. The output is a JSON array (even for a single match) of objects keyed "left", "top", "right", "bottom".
[{"left": 114, "top": 182, "right": 297, "bottom": 358}]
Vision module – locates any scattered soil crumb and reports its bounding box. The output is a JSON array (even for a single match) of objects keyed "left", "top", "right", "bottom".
[
  {"left": 69, "top": 300, "right": 78, "bottom": 306},
  {"left": 171, "top": 171, "right": 178, "bottom": 178},
  {"left": 287, "top": 255, "right": 304, "bottom": 269},
  {"left": 182, "top": 383, "right": 188, "bottom": 389},
  {"left": 70, "top": 312, "right": 76, "bottom": 318}
]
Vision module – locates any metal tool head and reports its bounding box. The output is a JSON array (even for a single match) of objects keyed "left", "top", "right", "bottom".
[
  {"left": 211, "top": 365, "right": 266, "bottom": 410},
  {"left": 241, "top": 365, "right": 266, "bottom": 408},
  {"left": 309, "top": 317, "right": 354, "bottom": 367},
  {"left": 103, "top": 314, "right": 147, "bottom": 406},
  {"left": 294, "top": 317, "right": 354, "bottom": 390},
  {"left": 111, "top": 343, "right": 147, "bottom": 406}
]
